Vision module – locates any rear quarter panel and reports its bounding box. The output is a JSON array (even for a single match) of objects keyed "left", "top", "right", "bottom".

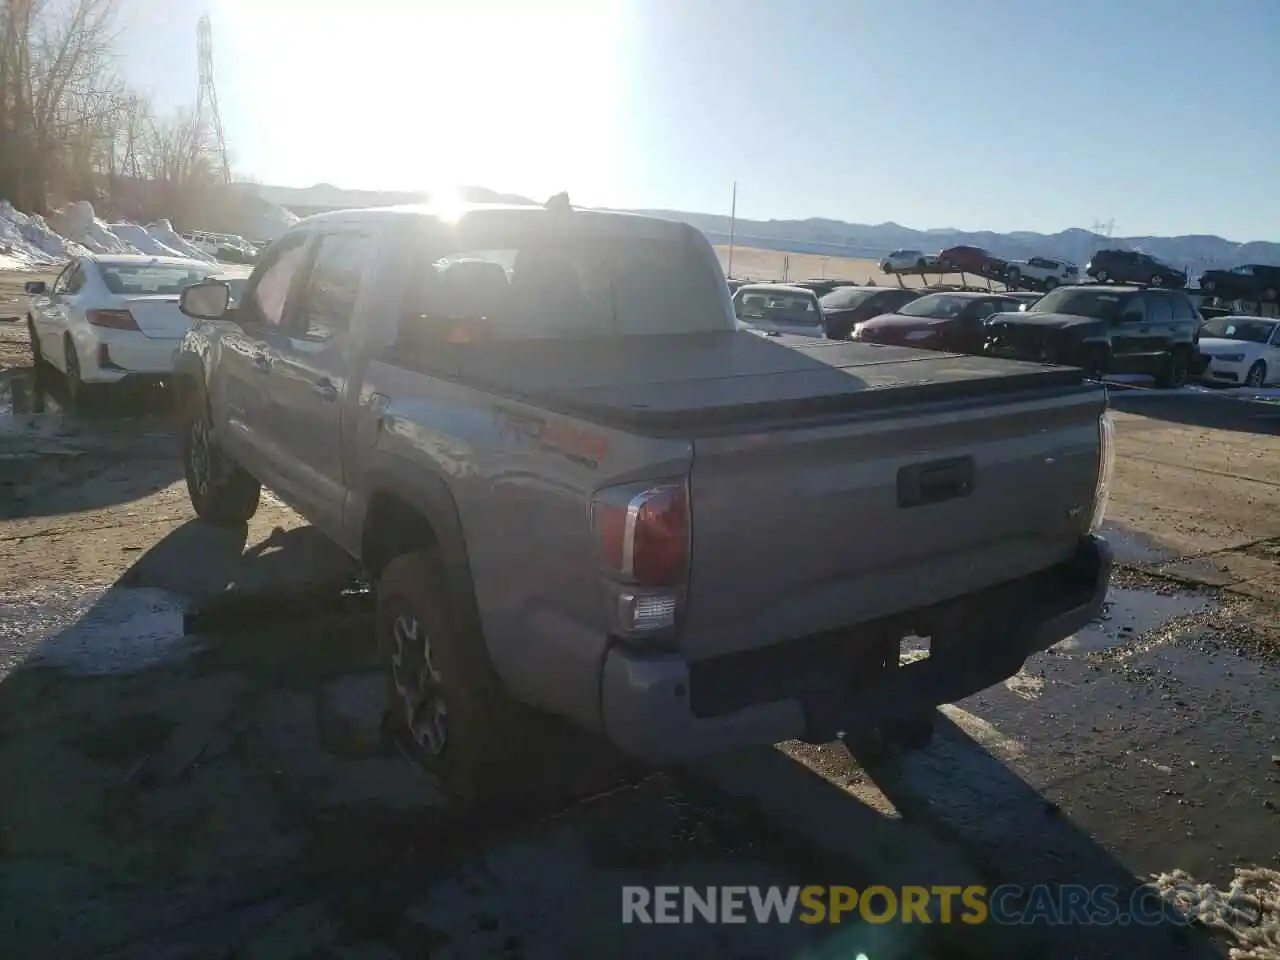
[{"left": 355, "top": 357, "right": 695, "bottom": 724}]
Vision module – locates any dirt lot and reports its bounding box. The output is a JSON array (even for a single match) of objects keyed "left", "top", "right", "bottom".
[
  {"left": 713, "top": 244, "right": 1009, "bottom": 288},
  {"left": 1, "top": 287, "right": 1279, "bottom": 959}
]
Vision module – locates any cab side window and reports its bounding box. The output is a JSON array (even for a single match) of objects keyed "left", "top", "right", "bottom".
[
  {"left": 292, "top": 232, "right": 372, "bottom": 341},
  {"left": 241, "top": 233, "right": 310, "bottom": 328}
]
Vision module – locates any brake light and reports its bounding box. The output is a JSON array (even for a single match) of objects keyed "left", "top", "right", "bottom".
[
  {"left": 86, "top": 309, "right": 138, "bottom": 331},
  {"left": 591, "top": 482, "right": 689, "bottom": 586}
]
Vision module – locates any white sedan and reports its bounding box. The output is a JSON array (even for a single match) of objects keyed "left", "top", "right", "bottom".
[
  {"left": 1196, "top": 315, "right": 1280, "bottom": 388},
  {"left": 25, "top": 255, "right": 232, "bottom": 401}
]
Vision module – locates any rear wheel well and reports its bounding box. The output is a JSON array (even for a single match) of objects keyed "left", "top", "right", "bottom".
[{"left": 362, "top": 492, "right": 440, "bottom": 579}]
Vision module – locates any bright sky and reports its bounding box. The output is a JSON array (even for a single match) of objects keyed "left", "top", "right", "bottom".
[{"left": 119, "top": 0, "right": 1280, "bottom": 241}]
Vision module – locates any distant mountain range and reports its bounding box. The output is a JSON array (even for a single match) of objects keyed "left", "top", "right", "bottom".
[{"left": 250, "top": 183, "right": 1280, "bottom": 274}]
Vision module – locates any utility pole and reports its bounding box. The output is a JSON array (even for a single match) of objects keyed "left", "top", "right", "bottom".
[{"left": 726, "top": 181, "right": 737, "bottom": 279}]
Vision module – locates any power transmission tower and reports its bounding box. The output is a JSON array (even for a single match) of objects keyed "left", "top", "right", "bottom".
[{"left": 196, "top": 15, "right": 231, "bottom": 185}]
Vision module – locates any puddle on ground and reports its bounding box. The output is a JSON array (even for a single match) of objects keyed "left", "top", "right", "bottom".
[
  {"left": 0, "top": 583, "right": 194, "bottom": 678},
  {"left": 0, "top": 366, "right": 72, "bottom": 445},
  {"left": 1099, "top": 521, "right": 1180, "bottom": 565},
  {"left": 1053, "top": 586, "right": 1212, "bottom": 655}
]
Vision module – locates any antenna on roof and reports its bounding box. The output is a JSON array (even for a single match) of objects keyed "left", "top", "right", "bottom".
[{"left": 545, "top": 191, "right": 571, "bottom": 212}]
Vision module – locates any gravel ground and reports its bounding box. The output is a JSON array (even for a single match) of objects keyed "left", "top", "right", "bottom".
[{"left": 2, "top": 313, "right": 1279, "bottom": 958}]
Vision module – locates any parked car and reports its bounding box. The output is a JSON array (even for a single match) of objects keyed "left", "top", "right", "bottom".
[
  {"left": 880, "top": 249, "right": 940, "bottom": 274},
  {"left": 852, "top": 291, "right": 1024, "bottom": 354},
  {"left": 1196, "top": 264, "right": 1280, "bottom": 302},
  {"left": 25, "top": 254, "right": 228, "bottom": 404},
  {"left": 817, "top": 285, "right": 923, "bottom": 340},
  {"left": 1004, "top": 292, "right": 1043, "bottom": 311},
  {"left": 1085, "top": 249, "right": 1187, "bottom": 288},
  {"left": 790, "top": 278, "right": 862, "bottom": 298},
  {"left": 732, "top": 284, "right": 827, "bottom": 338},
  {"left": 183, "top": 230, "right": 260, "bottom": 264},
  {"left": 984, "top": 284, "right": 1205, "bottom": 385},
  {"left": 937, "top": 245, "right": 1009, "bottom": 280},
  {"left": 173, "top": 202, "right": 1113, "bottom": 805},
  {"left": 1195, "top": 316, "right": 1280, "bottom": 388},
  {"left": 1004, "top": 257, "right": 1079, "bottom": 292}
]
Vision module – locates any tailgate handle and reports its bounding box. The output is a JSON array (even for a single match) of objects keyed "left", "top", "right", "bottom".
[{"left": 897, "top": 456, "right": 975, "bottom": 508}]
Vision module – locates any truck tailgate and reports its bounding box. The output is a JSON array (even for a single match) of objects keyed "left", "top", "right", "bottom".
[{"left": 679, "top": 386, "right": 1105, "bottom": 661}]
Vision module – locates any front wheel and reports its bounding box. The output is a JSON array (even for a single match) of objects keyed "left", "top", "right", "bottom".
[
  {"left": 63, "top": 336, "right": 89, "bottom": 408},
  {"left": 1245, "top": 361, "right": 1267, "bottom": 388},
  {"left": 915, "top": 258, "right": 927, "bottom": 271},
  {"left": 183, "top": 400, "right": 260, "bottom": 525},
  {"left": 1149, "top": 274, "right": 1164, "bottom": 287},
  {"left": 1155, "top": 349, "right": 1189, "bottom": 389},
  {"left": 1043, "top": 277, "right": 1058, "bottom": 291},
  {"left": 1263, "top": 287, "right": 1277, "bottom": 302},
  {"left": 1081, "top": 345, "right": 1109, "bottom": 380},
  {"left": 1095, "top": 270, "right": 1110, "bottom": 283}
]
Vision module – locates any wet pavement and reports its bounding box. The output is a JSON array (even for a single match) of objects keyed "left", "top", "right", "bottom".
[{"left": 2, "top": 343, "right": 1279, "bottom": 957}]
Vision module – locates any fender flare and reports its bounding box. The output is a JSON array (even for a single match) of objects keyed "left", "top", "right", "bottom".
[{"left": 360, "top": 457, "right": 483, "bottom": 639}]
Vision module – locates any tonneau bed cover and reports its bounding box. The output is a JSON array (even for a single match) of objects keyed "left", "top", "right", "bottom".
[{"left": 427, "top": 331, "right": 1086, "bottom": 432}]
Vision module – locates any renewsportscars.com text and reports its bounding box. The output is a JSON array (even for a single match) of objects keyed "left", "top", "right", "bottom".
[{"left": 621, "top": 885, "right": 1187, "bottom": 926}]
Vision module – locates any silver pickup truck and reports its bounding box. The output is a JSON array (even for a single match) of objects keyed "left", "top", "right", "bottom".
[{"left": 174, "top": 203, "right": 1114, "bottom": 804}]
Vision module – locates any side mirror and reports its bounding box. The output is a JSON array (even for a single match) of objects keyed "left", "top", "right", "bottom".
[
  {"left": 24, "top": 280, "right": 46, "bottom": 295},
  {"left": 180, "top": 280, "right": 231, "bottom": 321}
]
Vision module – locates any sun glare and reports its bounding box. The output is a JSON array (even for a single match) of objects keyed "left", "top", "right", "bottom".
[{"left": 218, "top": 0, "right": 630, "bottom": 204}]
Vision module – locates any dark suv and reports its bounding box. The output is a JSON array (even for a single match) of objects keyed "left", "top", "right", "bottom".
[
  {"left": 1086, "top": 249, "right": 1187, "bottom": 288},
  {"left": 1196, "top": 263, "right": 1280, "bottom": 302},
  {"left": 817, "top": 285, "right": 922, "bottom": 339},
  {"left": 983, "top": 284, "right": 1206, "bottom": 386}
]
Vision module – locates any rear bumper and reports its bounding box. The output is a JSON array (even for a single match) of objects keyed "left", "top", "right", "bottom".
[
  {"left": 74, "top": 329, "right": 181, "bottom": 383},
  {"left": 600, "top": 535, "right": 1111, "bottom": 762}
]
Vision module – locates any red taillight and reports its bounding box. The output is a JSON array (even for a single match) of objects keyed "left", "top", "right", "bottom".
[
  {"left": 591, "top": 482, "right": 689, "bottom": 586},
  {"left": 86, "top": 309, "right": 139, "bottom": 331}
]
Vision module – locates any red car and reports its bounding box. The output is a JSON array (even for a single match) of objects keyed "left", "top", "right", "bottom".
[{"left": 938, "top": 245, "right": 1008, "bottom": 279}]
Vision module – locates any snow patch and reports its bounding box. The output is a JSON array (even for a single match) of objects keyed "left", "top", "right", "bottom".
[
  {"left": 49, "top": 201, "right": 138, "bottom": 254},
  {"left": 146, "top": 219, "right": 217, "bottom": 263},
  {"left": 1152, "top": 867, "right": 1280, "bottom": 960},
  {"left": 108, "top": 222, "right": 187, "bottom": 258},
  {"left": 0, "top": 201, "right": 88, "bottom": 270}
]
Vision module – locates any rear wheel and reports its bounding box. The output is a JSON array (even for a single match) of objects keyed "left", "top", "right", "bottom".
[
  {"left": 378, "top": 549, "right": 527, "bottom": 807},
  {"left": 1155, "top": 348, "right": 1190, "bottom": 389},
  {"left": 1149, "top": 274, "right": 1165, "bottom": 287},
  {"left": 1246, "top": 361, "right": 1267, "bottom": 388},
  {"left": 1095, "top": 269, "right": 1110, "bottom": 283},
  {"left": 1263, "top": 287, "right": 1277, "bottom": 302},
  {"left": 183, "top": 397, "right": 260, "bottom": 525},
  {"left": 63, "top": 336, "right": 88, "bottom": 407},
  {"left": 1006, "top": 268, "right": 1021, "bottom": 288},
  {"left": 27, "top": 317, "right": 44, "bottom": 367}
]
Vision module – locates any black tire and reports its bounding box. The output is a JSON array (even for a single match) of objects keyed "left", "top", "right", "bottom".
[
  {"left": 881, "top": 262, "right": 893, "bottom": 274},
  {"left": 378, "top": 548, "right": 525, "bottom": 807},
  {"left": 915, "top": 257, "right": 927, "bottom": 271},
  {"left": 63, "top": 335, "right": 88, "bottom": 408},
  {"left": 27, "top": 316, "right": 44, "bottom": 367},
  {"left": 1155, "top": 348, "right": 1189, "bottom": 389},
  {"left": 1006, "top": 268, "right": 1021, "bottom": 288},
  {"left": 1081, "top": 345, "right": 1109, "bottom": 380},
  {"left": 1263, "top": 287, "right": 1277, "bottom": 302},
  {"left": 1095, "top": 270, "right": 1110, "bottom": 283},
  {"left": 182, "top": 396, "right": 260, "bottom": 525},
  {"left": 1245, "top": 361, "right": 1266, "bottom": 388},
  {"left": 1203, "top": 279, "right": 1216, "bottom": 292},
  {"left": 1149, "top": 274, "right": 1164, "bottom": 287},
  {"left": 1043, "top": 277, "right": 1058, "bottom": 291}
]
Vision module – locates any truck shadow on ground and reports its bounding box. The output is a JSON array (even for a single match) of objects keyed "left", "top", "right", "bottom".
[
  {"left": 0, "top": 517, "right": 1228, "bottom": 959},
  {"left": 1109, "top": 388, "right": 1280, "bottom": 435}
]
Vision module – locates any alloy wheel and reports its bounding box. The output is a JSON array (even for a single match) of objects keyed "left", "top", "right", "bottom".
[{"left": 390, "top": 612, "right": 448, "bottom": 756}]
